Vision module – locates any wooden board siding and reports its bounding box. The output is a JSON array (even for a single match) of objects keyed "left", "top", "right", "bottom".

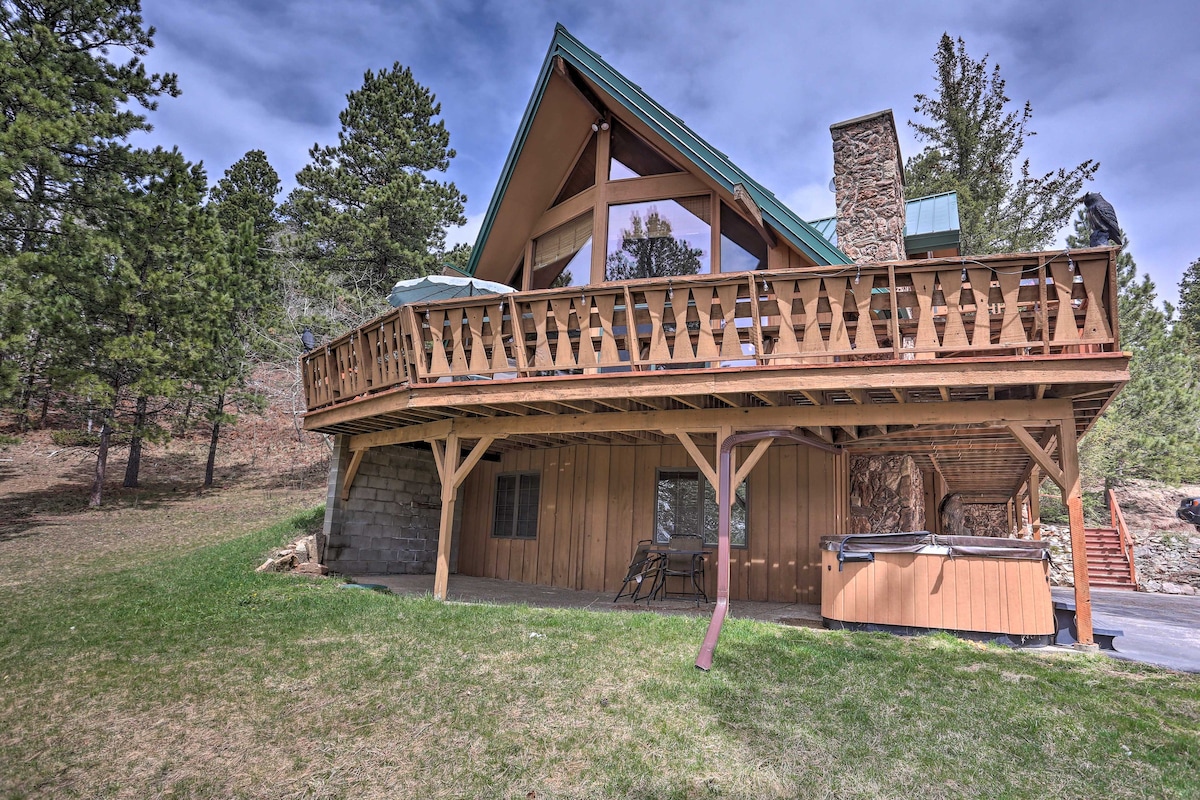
[
  {"left": 456, "top": 442, "right": 848, "bottom": 603},
  {"left": 819, "top": 549, "right": 1054, "bottom": 636}
]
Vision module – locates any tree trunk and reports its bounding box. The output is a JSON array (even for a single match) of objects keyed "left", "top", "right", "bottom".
[
  {"left": 204, "top": 393, "right": 224, "bottom": 489},
  {"left": 176, "top": 395, "right": 194, "bottom": 436},
  {"left": 38, "top": 383, "right": 51, "bottom": 427},
  {"left": 89, "top": 411, "right": 113, "bottom": 508},
  {"left": 123, "top": 395, "right": 148, "bottom": 488}
]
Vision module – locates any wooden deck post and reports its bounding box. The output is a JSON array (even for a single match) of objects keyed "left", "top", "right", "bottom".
[
  {"left": 430, "top": 432, "right": 460, "bottom": 601},
  {"left": 429, "top": 433, "right": 503, "bottom": 601},
  {"left": 1029, "top": 466, "right": 1042, "bottom": 540},
  {"left": 1058, "top": 417, "right": 1095, "bottom": 648}
]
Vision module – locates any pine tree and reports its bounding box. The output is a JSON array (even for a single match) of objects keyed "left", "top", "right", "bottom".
[
  {"left": 283, "top": 63, "right": 466, "bottom": 318},
  {"left": 604, "top": 210, "right": 704, "bottom": 281},
  {"left": 0, "top": 0, "right": 177, "bottom": 404},
  {"left": 199, "top": 150, "right": 282, "bottom": 488},
  {"left": 905, "top": 34, "right": 1097, "bottom": 254},
  {"left": 47, "top": 147, "right": 230, "bottom": 505},
  {"left": 1066, "top": 213, "right": 1200, "bottom": 483},
  {"left": 1179, "top": 257, "right": 1200, "bottom": 348}
]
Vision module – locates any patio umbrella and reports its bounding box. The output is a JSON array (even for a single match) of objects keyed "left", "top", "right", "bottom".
[{"left": 387, "top": 274, "right": 515, "bottom": 308}]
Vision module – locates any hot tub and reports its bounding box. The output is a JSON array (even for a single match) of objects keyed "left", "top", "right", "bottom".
[{"left": 819, "top": 532, "right": 1054, "bottom": 643}]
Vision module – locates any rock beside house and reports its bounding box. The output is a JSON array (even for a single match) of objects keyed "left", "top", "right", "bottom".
[{"left": 256, "top": 534, "right": 328, "bottom": 576}]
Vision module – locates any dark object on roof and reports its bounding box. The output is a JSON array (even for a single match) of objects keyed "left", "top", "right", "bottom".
[
  {"left": 1083, "top": 192, "right": 1123, "bottom": 247},
  {"left": 301, "top": 328, "right": 315, "bottom": 352}
]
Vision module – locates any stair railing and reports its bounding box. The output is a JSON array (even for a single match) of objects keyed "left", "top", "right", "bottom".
[{"left": 1108, "top": 489, "right": 1138, "bottom": 589}]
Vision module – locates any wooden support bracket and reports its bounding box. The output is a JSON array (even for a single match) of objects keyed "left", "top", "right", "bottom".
[
  {"left": 732, "top": 183, "right": 777, "bottom": 248},
  {"left": 341, "top": 448, "right": 367, "bottom": 501},
  {"left": 1005, "top": 423, "right": 1065, "bottom": 490}
]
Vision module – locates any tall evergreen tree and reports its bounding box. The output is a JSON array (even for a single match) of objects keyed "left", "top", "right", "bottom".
[
  {"left": 1178, "top": 257, "right": 1200, "bottom": 348},
  {"left": 604, "top": 210, "right": 704, "bottom": 281},
  {"left": 0, "top": 0, "right": 177, "bottom": 404},
  {"left": 47, "top": 148, "right": 229, "bottom": 505},
  {"left": 905, "top": 34, "right": 1097, "bottom": 254},
  {"left": 283, "top": 63, "right": 466, "bottom": 317},
  {"left": 200, "top": 150, "right": 282, "bottom": 488},
  {"left": 1066, "top": 213, "right": 1200, "bottom": 483}
]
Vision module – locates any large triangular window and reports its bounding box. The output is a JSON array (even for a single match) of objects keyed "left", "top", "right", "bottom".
[{"left": 609, "top": 120, "right": 681, "bottom": 180}]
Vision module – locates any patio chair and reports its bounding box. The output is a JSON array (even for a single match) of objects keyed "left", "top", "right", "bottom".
[
  {"left": 655, "top": 533, "right": 707, "bottom": 604},
  {"left": 613, "top": 539, "right": 663, "bottom": 603}
]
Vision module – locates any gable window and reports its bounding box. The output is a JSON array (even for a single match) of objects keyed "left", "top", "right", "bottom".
[
  {"left": 719, "top": 201, "right": 768, "bottom": 272},
  {"left": 493, "top": 472, "right": 540, "bottom": 539},
  {"left": 605, "top": 197, "right": 711, "bottom": 281},
  {"left": 609, "top": 119, "right": 681, "bottom": 180},
  {"left": 553, "top": 131, "right": 598, "bottom": 206},
  {"left": 655, "top": 469, "right": 747, "bottom": 548}
]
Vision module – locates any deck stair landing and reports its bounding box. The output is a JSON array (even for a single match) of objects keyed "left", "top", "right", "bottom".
[{"left": 1083, "top": 490, "right": 1138, "bottom": 591}]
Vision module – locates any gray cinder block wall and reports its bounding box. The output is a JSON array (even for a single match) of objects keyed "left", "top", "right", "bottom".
[{"left": 322, "top": 437, "right": 462, "bottom": 575}]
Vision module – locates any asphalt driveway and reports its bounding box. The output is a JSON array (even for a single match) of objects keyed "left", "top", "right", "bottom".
[{"left": 1054, "top": 587, "right": 1200, "bottom": 673}]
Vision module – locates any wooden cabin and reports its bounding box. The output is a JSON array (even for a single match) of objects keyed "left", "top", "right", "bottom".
[{"left": 301, "top": 25, "right": 1127, "bottom": 646}]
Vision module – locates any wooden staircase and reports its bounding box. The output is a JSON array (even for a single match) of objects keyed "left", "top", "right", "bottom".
[{"left": 1083, "top": 490, "right": 1138, "bottom": 590}]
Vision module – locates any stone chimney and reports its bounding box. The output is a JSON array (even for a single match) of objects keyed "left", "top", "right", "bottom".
[{"left": 830, "top": 110, "right": 906, "bottom": 263}]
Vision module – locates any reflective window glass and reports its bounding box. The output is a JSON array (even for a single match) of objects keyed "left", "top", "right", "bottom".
[
  {"left": 608, "top": 120, "right": 681, "bottom": 180},
  {"left": 605, "top": 198, "right": 710, "bottom": 281}
]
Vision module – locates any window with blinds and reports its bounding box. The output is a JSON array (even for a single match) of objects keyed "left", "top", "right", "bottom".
[
  {"left": 493, "top": 472, "right": 541, "bottom": 539},
  {"left": 531, "top": 212, "right": 593, "bottom": 289}
]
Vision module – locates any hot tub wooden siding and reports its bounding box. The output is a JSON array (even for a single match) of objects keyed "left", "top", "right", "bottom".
[{"left": 820, "top": 549, "right": 1054, "bottom": 636}]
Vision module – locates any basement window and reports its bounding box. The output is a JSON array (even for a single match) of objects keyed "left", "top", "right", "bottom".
[{"left": 493, "top": 472, "right": 540, "bottom": 539}]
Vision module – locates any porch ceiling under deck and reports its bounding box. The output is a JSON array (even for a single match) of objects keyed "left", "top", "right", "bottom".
[{"left": 307, "top": 352, "right": 1127, "bottom": 501}]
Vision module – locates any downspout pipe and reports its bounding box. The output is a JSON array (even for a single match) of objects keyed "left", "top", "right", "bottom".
[{"left": 695, "top": 429, "right": 842, "bottom": 671}]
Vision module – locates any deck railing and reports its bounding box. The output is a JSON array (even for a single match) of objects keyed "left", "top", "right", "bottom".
[{"left": 302, "top": 249, "right": 1117, "bottom": 411}]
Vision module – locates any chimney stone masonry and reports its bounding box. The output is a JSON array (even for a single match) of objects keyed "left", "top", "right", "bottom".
[{"left": 831, "top": 110, "right": 906, "bottom": 264}]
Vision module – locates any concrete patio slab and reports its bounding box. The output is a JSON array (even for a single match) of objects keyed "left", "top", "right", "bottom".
[{"left": 347, "top": 573, "right": 825, "bottom": 627}]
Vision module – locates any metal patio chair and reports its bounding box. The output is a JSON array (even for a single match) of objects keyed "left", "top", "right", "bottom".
[
  {"left": 655, "top": 533, "right": 708, "bottom": 604},
  {"left": 613, "top": 539, "right": 664, "bottom": 603}
]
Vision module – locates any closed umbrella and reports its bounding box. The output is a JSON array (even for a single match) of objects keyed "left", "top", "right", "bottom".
[{"left": 387, "top": 275, "right": 515, "bottom": 308}]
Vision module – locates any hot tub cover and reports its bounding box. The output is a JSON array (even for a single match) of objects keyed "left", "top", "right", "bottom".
[{"left": 819, "top": 531, "right": 1049, "bottom": 561}]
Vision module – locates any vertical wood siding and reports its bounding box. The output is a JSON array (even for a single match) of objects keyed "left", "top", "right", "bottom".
[{"left": 457, "top": 442, "right": 848, "bottom": 603}]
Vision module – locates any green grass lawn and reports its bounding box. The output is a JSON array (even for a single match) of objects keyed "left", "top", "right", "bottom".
[{"left": 1, "top": 509, "right": 1197, "bottom": 800}]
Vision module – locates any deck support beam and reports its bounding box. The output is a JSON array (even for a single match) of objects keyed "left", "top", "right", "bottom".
[
  {"left": 428, "top": 434, "right": 503, "bottom": 600},
  {"left": 1057, "top": 417, "right": 1095, "bottom": 648},
  {"left": 1029, "top": 466, "right": 1042, "bottom": 540},
  {"left": 340, "top": 448, "right": 366, "bottom": 501},
  {"left": 350, "top": 398, "right": 1076, "bottom": 452}
]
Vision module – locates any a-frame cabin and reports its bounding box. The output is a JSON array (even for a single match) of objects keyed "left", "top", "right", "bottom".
[{"left": 301, "top": 25, "right": 1128, "bottom": 651}]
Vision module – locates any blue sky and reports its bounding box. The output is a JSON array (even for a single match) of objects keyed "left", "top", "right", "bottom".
[{"left": 135, "top": 0, "right": 1199, "bottom": 306}]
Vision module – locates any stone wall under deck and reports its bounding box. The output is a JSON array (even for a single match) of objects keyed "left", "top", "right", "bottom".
[{"left": 322, "top": 439, "right": 459, "bottom": 575}]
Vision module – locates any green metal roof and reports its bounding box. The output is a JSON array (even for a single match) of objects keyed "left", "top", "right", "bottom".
[
  {"left": 807, "top": 191, "right": 961, "bottom": 254},
  {"left": 465, "top": 24, "right": 851, "bottom": 276}
]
